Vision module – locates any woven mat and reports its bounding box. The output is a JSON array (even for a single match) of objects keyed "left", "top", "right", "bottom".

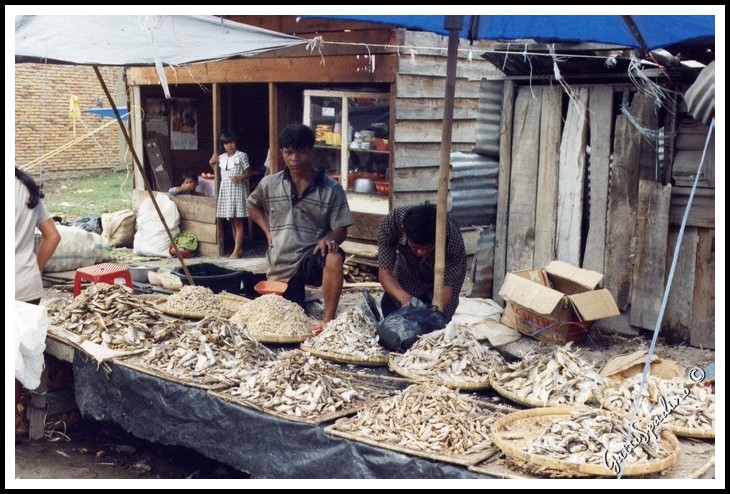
[
  {"left": 324, "top": 397, "right": 512, "bottom": 467},
  {"left": 388, "top": 355, "right": 491, "bottom": 391},
  {"left": 300, "top": 344, "right": 389, "bottom": 366},
  {"left": 488, "top": 407, "right": 680, "bottom": 477},
  {"left": 470, "top": 436, "right": 714, "bottom": 479}
]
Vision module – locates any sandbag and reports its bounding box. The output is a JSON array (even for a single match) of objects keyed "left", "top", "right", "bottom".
[
  {"left": 43, "top": 225, "right": 111, "bottom": 273},
  {"left": 133, "top": 195, "right": 180, "bottom": 257},
  {"left": 15, "top": 301, "right": 48, "bottom": 390},
  {"left": 101, "top": 209, "right": 136, "bottom": 248}
]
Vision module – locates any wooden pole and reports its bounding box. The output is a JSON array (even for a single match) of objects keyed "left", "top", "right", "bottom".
[
  {"left": 432, "top": 16, "right": 463, "bottom": 311},
  {"left": 93, "top": 67, "right": 194, "bottom": 285}
]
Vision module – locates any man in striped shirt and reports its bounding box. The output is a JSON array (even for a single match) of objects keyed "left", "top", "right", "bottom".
[
  {"left": 377, "top": 204, "right": 466, "bottom": 321},
  {"left": 248, "top": 124, "right": 353, "bottom": 334}
]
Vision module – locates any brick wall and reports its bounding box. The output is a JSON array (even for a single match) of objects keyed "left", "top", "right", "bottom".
[{"left": 15, "top": 64, "right": 128, "bottom": 179}]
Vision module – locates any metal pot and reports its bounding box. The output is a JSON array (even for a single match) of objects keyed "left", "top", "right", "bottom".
[{"left": 353, "top": 178, "right": 375, "bottom": 193}]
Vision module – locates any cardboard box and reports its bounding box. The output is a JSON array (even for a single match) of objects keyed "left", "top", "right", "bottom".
[{"left": 498, "top": 260, "right": 620, "bottom": 344}]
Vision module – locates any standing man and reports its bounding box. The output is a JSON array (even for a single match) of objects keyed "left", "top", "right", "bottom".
[
  {"left": 377, "top": 204, "right": 466, "bottom": 321},
  {"left": 248, "top": 124, "right": 353, "bottom": 333}
]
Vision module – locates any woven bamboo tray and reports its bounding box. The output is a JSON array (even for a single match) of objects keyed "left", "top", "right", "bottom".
[
  {"left": 325, "top": 396, "right": 513, "bottom": 467},
  {"left": 470, "top": 435, "right": 714, "bottom": 479},
  {"left": 153, "top": 293, "right": 250, "bottom": 320},
  {"left": 490, "top": 376, "right": 553, "bottom": 408},
  {"left": 115, "top": 357, "right": 231, "bottom": 391},
  {"left": 490, "top": 406, "right": 680, "bottom": 477},
  {"left": 249, "top": 331, "right": 312, "bottom": 344},
  {"left": 387, "top": 355, "right": 491, "bottom": 391},
  {"left": 300, "top": 344, "right": 389, "bottom": 366},
  {"left": 600, "top": 401, "right": 715, "bottom": 439},
  {"left": 209, "top": 374, "right": 398, "bottom": 425},
  {"left": 153, "top": 299, "right": 232, "bottom": 319}
]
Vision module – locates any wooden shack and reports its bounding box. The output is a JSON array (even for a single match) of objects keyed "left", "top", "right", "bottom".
[
  {"left": 125, "top": 16, "right": 501, "bottom": 256},
  {"left": 481, "top": 44, "right": 715, "bottom": 348}
]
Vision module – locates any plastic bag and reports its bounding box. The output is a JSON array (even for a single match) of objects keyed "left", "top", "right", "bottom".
[
  {"left": 376, "top": 298, "right": 447, "bottom": 353},
  {"left": 15, "top": 301, "right": 48, "bottom": 390}
]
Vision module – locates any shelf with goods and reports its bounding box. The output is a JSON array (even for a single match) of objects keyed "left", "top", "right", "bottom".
[{"left": 304, "top": 89, "right": 391, "bottom": 213}]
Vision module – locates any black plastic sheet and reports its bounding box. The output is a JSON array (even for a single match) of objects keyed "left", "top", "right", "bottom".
[{"left": 73, "top": 353, "right": 489, "bottom": 479}]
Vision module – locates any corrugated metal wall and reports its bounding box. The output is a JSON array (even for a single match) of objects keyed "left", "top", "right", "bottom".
[{"left": 450, "top": 152, "right": 498, "bottom": 227}]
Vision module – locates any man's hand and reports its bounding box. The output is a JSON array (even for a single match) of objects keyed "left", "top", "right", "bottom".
[{"left": 314, "top": 238, "right": 339, "bottom": 256}]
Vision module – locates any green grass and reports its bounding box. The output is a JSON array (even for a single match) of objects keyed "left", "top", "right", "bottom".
[{"left": 42, "top": 170, "right": 134, "bottom": 221}]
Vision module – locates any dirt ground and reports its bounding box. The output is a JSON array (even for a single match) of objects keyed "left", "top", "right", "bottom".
[{"left": 13, "top": 417, "right": 250, "bottom": 481}]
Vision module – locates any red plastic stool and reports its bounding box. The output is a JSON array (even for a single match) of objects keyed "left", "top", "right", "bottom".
[{"left": 73, "top": 263, "right": 134, "bottom": 297}]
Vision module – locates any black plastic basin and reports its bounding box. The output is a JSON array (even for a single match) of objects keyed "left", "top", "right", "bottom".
[{"left": 171, "top": 262, "right": 243, "bottom": 294}]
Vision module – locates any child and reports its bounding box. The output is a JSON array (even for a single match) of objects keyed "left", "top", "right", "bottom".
[
  {"left": 168, "top": 172, "right": 200, "bottom": 196},
  {"left": 209, "top": 132, "right": 250, "bottom": 258}
]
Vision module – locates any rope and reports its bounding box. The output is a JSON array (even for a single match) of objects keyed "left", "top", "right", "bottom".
[{"left": 617, "top": 117, "right": 715, "bottom": 479}]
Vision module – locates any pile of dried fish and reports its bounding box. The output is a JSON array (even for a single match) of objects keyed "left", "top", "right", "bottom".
[
  {"left": 301, "top": 307, "right": 388, "bottom": 362},
  {"left": 49, "top": 283, "right": 173, "bottom": 349},
  {"left": 598, "top": 374, "right": 715, "bottom": 432},
  {"left": 134, "top": 316, "right": 274, "bottom": 387},
  {"left": 229, "top": 350, "right": 367, "bottom": 418},
  {"left": 491, "top": 343, "right": 607, "bottom": 406},
  {"left": 230, "top": 294, "right": 315, "bottom": 338},
  {"left": 528, "top": 409, "right": 669, "bottom": 469},
  {"left": 161, "top": 285, "right": 230, "bottom": 316},
  {"left": 333, "top": 383, "right": 500, "bottom": 456},
  {"left": 390, "top": 324, "right": 504, "bottom": 385}
]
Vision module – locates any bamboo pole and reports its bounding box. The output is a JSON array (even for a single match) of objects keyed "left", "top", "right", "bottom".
[
  {"left": 93, "top": 67, "right": 194, "bottom": 285},
  {"left": 432, "top": 16, "right": 462, "bottom": 311}
]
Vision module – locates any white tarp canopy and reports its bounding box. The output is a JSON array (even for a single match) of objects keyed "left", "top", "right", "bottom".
[
  {"left": 15, "top": 15, "right": 304, "bottom": 66},
  {"left": 15, "top": 15, "right": 306, "bottom": 98}
]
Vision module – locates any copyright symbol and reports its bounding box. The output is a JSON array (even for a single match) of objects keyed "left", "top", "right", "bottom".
[{"left": 688, "top": 367, "right": 706, "bottom": 383}]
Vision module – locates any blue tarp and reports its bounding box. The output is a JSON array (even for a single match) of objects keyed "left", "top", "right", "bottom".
[
  {"left": 81, "top": 107, "right": 128, "bottom": 122},
  {"left": 308, "top": 15, "right": 714, "bottom": 50}
]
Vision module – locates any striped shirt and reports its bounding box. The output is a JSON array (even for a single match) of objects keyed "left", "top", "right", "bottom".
[
  {"left": 248, "top": 167, "right": 353, "bottom": 280},
  {"left": 377, "top": 206, "right": 466, "bottom": 319}
]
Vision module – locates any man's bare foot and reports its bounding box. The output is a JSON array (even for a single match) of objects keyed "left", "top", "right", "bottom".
[
  {"left": 312, "top": 322, "right": 326, "bottom": 335},
  {"left": 228, "top": 251, "right": 242, "bottom": 259}
]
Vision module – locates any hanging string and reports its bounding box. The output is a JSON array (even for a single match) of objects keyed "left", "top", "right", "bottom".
[
  {"left": 305, "top": 35, "right": 326, "bottom": 65},
  {"left": 628, "top": 54, "right": 673, "bottom": 110}
]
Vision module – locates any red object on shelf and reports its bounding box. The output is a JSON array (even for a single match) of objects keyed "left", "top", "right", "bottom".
[
  {"left": 375, "top": 181, "right": 390, "bottom": 196},
  {"left": 73, "top": 263, "right": 133, "bottom": 297}
]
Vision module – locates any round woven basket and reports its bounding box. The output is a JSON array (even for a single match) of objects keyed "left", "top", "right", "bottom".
[
  {"left": 301, "top": 345, "right": 389, "bottom": 366},
  {"left": 388, "top": 355, "right": 491, "bottom": 391},
  {"left": 490, "top": 406, "right": 680, "bottom": 477}
]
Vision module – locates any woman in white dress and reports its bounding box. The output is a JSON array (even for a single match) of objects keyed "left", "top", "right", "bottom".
[{"left": 209, "top": 132, "right": 251, "bottom": 258}]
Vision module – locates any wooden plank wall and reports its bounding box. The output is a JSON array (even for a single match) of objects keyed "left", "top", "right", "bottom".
[
  {"left": 555, "top": 87, "right": 589, "bottom": 265},
  {"left": 391, "top": 30, "right": 501, "bottom": 209},
  {"left": 492, "top": 83, "right": 715, "bottom": 347}
]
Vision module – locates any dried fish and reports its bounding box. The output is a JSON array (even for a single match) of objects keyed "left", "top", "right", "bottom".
[
  {"left": 334, "top": 384, "right": 505, "bottom": 456},
  {"left": 301, "top": 307, "right": 387, "bottom": 361},
  {"left": 230, "top": 294, "right": 315, "bottom": 338},
  {"left": 492, "top": 343, "right": 607, "bottom": 406},
  {"left": 391, "top": 323, "right": 504, "bottom": 384}
]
